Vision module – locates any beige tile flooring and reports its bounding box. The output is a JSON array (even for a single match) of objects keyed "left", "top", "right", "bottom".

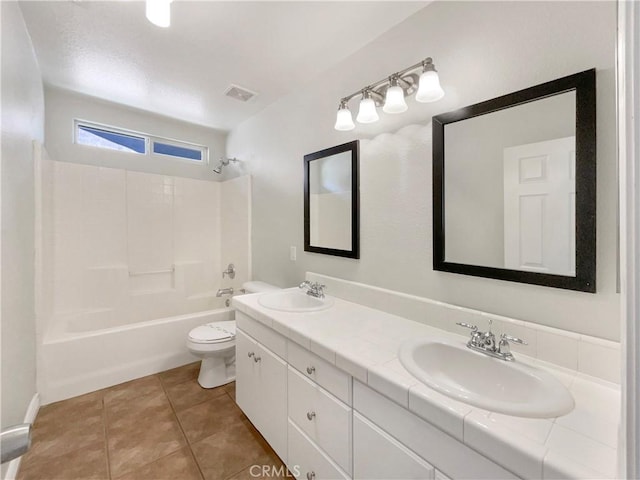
[{"left": 18, "top": 363, "right": 287, "bottom": 480}]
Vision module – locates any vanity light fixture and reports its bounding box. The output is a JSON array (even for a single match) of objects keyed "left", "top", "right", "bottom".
[
  {"left": 383, "top": 75, "right": 408, "bottom": 114},
  {"left": 356, "top": 89, "right": 380, "bottom": 124},
  {"left": 146, "top": 0, "right": 173, "bottom": 28},
  {"left": 334, "top": 100, "right": 356, "bottom": 131},
  {"left": 334, "top": 57, "right": 444, "bottom": 131}
]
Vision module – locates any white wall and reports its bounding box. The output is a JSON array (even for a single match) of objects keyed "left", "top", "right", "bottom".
[
  {"left": 227, "top": 1, "right": 619, "bottom": 341},
  {"left": 44, "top": 86, "right": 227, "bottom": 182},
  {"left": 1, "top": 0, "right": 44, "bottom": 438}
]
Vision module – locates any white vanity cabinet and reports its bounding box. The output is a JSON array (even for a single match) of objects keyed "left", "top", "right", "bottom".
[
  {"left": 235, "top": 316, "right": 288, "bottom": 462},
  {"left": 235, "top": 309, "right": 519, "bottom": 480}
]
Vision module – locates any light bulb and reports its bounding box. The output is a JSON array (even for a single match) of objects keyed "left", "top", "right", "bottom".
[
  {"left": 146, "top": 0, "right": 172, "bottom": 28},
  {"left": 416, "top": 69, "right": 444, "bottom": 103},
  {"left": 334, "top": 104, "right": 355, "bottom": 131},
  {"left": 356, "top": 96, "right": 379, "bottom": 124},
  {"left": 383, "top": 85, "right": 408, "bottom": 114}
]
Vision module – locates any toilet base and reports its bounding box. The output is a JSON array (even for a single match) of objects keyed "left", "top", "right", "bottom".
[{"left": 197, "top": 356, "right": 236, "bottom": 389}]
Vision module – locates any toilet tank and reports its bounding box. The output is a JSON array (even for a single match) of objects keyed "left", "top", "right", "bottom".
[{"left": 242, "top": 281, "right": 280, "bottom": 294}]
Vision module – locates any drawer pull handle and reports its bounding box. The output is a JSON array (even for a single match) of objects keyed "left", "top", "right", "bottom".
[
  {"left": 247, "top": 352, "right": 255, "bottom": 358},
  {"left": 306, "top": 472, "right": 315, "bottom": 480},
  {"left": 306, "top": 411, "right": 316, "bottom": 421},
  {"left": 253, "top": 356, "right": 261, "bottom": 363},
  {"left": 306, "top": 366, "right": 315, "bottom": 375}
]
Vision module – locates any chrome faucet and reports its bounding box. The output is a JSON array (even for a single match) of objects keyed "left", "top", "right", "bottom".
[
  {"left": 456, "top": 319, "right": 527, "bottom": 361},
  {"left": 216, "top": 288, "right": 234, "bottom": 297},
  {"left": 299, "top": 281, "right": 326, "bottom": 299},
  {"left": 222, "top": 263, "right": 235, "bottom": 279}
]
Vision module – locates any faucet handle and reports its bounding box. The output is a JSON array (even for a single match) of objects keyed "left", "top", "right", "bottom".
[
  {"left": 456, "top": 322, "right": 478, "bottom": 332},
  {"left": 500, "top": 333, "right": 527, "bottom": 345}
]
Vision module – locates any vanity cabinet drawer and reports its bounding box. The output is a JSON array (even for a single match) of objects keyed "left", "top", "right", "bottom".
[
  {"left": 353, "top": 412, "right": 434, "bottom": 479},
  {"left": 287, "top": 420, "right": 349, "bottom": 480},
  {"left": 435, "top": 470, "right": 452, "bottom": 480},
  {"left": 288, "top": 367, "right": 351, "bottom": 475},
  {"left": 288, "top": 340, "right": 351, "bottom": 404},
  {"left": 236, "top": 311, "right": 287, "bottom": 358}
]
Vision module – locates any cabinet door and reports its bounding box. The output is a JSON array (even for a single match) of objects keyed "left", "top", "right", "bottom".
[
  {"left": 236, "top": 328, "right": 258, "bottom": 422},
  {"left": 254, "top": 340, "right": 288, "bottom": 462},
  {"left": 236, "top": 328, "right": 287, "bottom": 462},
  {"left": 354, "top": 412, "right": 434, "bottom": 479}
]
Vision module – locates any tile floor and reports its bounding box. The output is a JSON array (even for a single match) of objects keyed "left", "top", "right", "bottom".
[{"left": 18, "top": 363, "right": 287, "bottom": 480}]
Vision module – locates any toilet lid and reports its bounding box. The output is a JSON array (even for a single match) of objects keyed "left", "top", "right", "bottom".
[{"left": 189, "top": 321, "right": 236, "bottom": 344}]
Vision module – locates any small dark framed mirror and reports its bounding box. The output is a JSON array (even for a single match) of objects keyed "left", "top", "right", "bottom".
[
  {"left": 304, "top": 140, "right": 359, "bottom": 259},
  {"left": 433, "top": 69, "right": 596, "bottom": 292}
]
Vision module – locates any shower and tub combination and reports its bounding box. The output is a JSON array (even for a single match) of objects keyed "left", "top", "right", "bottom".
[{"left": 34, "top": 145, "right": 252, "bottom": 403}]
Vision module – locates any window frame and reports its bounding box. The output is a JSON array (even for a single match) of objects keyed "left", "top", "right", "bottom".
[
  {"left": 74, "top": 120, "right": 148, "bottom": 155},
  {"left": 150, "top": 137, "right": 207, "bottom": 164},
  {"left": 73, "top": 119, "right": 209, "bottom": 165}
]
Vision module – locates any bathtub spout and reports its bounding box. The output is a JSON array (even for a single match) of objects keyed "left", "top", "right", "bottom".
[{"left": 216, "top": 288, "right": 234, "bottom": 297}]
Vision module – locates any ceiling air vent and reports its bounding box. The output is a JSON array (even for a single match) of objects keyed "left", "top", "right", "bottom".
[{"left": 224, "top": 84, "right": 257, "bottom": 102}]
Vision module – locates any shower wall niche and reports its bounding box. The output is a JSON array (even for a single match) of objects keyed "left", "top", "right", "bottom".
[{"left": 36, "top": 151, "right": 251, "bottom": 338}]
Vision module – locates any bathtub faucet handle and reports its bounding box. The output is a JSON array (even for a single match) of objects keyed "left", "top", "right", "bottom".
[{"left": 222, "top": 264, "right": 235, "bottom": 279}]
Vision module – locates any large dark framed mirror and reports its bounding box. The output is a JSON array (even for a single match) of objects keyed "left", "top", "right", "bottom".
[
  {"left": 433, "top": 69, "right": 596, "bottom": 292},
  {"left": 304, "top": 140, "right": 359, "bottom": 259}
]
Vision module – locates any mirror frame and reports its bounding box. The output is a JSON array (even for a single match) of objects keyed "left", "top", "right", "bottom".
[
  {"left": 432, "top": 69, "right": 596, "bottom": 292},
  {"left": 304, "top": 140, "right": 360, "bottom": 259}
]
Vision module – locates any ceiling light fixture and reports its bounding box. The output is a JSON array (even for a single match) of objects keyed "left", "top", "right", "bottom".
[
  {"left": 146, "top": 0, "right": 173, "bottom": 28},
  {"left": 334, "top": 57, "right": 444, "bottom": 130}
]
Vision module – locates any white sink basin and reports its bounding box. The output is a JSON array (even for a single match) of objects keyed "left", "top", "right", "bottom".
[
  {"left": 398, "top": 338, "right": 574, "bottom": 418},
  {"left": 258, "top": 289, "right": 334, "bottom": 312}
]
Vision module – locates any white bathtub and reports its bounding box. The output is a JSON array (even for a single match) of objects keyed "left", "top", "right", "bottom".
[{"left": 38, "top": 307, "right": 234, "bottom": 404}]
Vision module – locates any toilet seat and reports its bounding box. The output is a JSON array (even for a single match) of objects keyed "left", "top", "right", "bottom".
[{"left": 188, "top": 321, "right": 236, "bottom": 344}]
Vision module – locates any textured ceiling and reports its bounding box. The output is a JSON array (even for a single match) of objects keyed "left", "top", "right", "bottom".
[{"left": 20, "top": 1, "right": 428, "bottom": 131}]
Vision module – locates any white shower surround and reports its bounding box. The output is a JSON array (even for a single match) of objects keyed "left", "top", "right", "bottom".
[{"left": 35, "top": 148, "right": 251, "bottom": 403}]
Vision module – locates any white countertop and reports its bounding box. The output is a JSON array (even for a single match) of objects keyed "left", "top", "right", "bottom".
[{"left": 233, "top": 289, "right": 621, "bottom": 480}]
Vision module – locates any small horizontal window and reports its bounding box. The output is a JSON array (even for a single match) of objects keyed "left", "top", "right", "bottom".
[
  {"left": 153, "top": 141, "right": 203, "bottom": 162},
  {"left": 76, "top": 124, "right": 146, "bottom": 154},
  {"left": 74, "top": 120, "right": 209, "bottom": 164}
]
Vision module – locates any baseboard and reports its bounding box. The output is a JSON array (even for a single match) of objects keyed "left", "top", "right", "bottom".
[{"left": 3, "top": 393, "right": 40, "bottom": 480}]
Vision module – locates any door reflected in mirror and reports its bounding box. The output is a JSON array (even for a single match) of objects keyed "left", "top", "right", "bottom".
[
  {"left": 304, "top": 140, "right": 359, "bottom": 258},
  {"left": 444, "top": 91, "right": 576, "bottom": 275},
  {"left": 433, "top": 69, "right": 596, "bottom": 292}
]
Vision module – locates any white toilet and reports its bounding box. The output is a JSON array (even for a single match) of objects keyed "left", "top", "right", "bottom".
[{"left": 187, "top": 281, "right": 279, "bottom": 388}]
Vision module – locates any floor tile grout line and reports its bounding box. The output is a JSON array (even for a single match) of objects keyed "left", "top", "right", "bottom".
[
  {"left": 159, "top": 374, "right": 206, "bottom": 480},
  {"left": 102, "top": 396, "right": 113, "bottom": 480},
  {"left": 104, "top": 374, "right": 191, "bottom": 479}
]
